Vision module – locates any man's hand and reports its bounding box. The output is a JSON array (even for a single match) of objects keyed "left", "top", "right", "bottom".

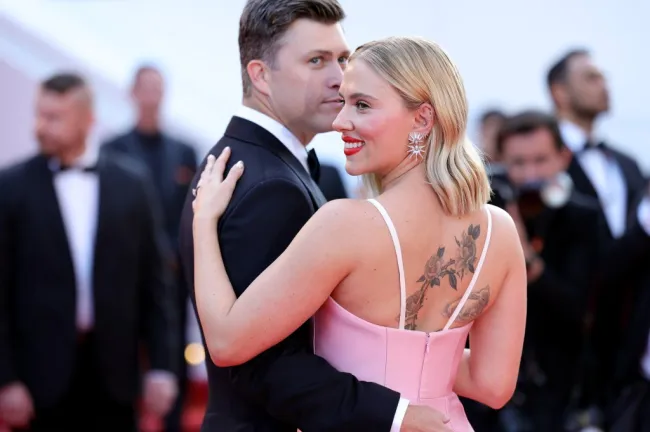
[
  {"left": 142, "top": 372, "right": 178, "bottom": 418},
  {"left": 401, "top": 404, "right": 452, "bottom": 432},
  {"left": 0, "top": 382, "right": 34, "bottom": 428}
]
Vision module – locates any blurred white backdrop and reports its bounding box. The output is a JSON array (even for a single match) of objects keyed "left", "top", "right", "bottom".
[{"left": 2, "top": 0, "right": 650, "bottom": 193}]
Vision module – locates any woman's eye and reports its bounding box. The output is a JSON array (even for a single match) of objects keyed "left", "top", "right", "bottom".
[{"left": 356, "top": 101, "right": 370, "bottom": 110}]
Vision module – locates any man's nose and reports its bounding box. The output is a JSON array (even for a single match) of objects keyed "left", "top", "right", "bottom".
[
  {"left": 523, "top": 165, "right": 540, "bottom": 183},
  {"left": 327, "top": 62, "right": 344, "bottom": 89}
]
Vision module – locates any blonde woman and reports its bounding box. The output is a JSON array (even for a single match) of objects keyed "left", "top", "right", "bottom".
[{"left": 192, "top": 37, "right": 526, "bottom": 431}]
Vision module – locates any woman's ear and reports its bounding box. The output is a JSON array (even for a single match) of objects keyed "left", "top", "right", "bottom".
[{"left": 413, "top": 102, "right": 434, "bottom": 136}]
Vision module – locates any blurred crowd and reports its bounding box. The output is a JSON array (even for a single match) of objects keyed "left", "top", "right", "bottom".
[
  {"left": 466, "top": 49, "right": 650, "bottom": 432},
  {"left": 0, "top": 43, "right": 649, "bottom": 432}
]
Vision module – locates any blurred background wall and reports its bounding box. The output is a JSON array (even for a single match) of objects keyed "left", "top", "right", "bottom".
[{"left": 2, "top": 0, "right": 649, "bottom": 197}]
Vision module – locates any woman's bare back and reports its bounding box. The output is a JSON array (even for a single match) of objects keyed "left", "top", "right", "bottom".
[{"left": 330, "top": 192, "right": 509, "bottom": 334}]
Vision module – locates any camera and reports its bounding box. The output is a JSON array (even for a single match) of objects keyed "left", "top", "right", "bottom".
[{"left": 515, "top": 172, "right": 574, "bottom": 220}]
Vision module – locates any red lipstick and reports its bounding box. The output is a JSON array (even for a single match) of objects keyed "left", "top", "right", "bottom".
[{"left": 342, "top": 136, "right": 365, "bottom": 157}]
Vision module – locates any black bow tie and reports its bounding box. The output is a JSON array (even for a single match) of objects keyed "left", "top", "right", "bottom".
[
  {"left": 580, "top": 139, "right": 608, "bottom": 154},
  {"left": 307, "top": 149, "right": 320, "bottom": 183},
  {"left": 50, "top": 160, "right": 97, "bottom": 173}
]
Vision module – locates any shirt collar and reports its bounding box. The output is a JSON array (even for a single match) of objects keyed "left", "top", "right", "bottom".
[
  {"left": 48, "top": 142, "right": 99, "bottom": 171},
  {"left": 234, "top": 105, "right": 309, "bottom": 171},
  {"left": 559, "top": 120, "right": 603, "bottom": 153}
]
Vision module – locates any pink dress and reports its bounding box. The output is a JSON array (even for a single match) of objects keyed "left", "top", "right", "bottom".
[{"left": 314, "top": 199, "right": 493, "bottom": 432}]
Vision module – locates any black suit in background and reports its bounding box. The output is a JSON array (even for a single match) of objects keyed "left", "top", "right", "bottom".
[
  {"left": 178, "top": 116, "right": 401, "bottom": 432},
  {"left": 608, "top": 265, "right": 650, "bottom": 432},
  {"left": 517, "top": 192, "right": 602, "bottom": 430},
  {"left": 567, "top": 148, "right": 650, "bottom": 408},
  {"left": 102, "top": 129, "right": 197, "bottom": 431},
  {"left": 0, "top": 153, "right": 177, "bottom": 431}
]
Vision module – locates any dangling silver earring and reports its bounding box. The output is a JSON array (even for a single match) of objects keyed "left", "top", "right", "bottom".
[{"left": 407, "top": 132, "right": 427, "bottom": 160}]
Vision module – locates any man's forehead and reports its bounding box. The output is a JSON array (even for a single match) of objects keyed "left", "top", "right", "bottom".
[
  {"left": 282, "top": 20, "right": 348, "bottom": 53},
  {"left": 569, "top": 54, "right": 599, "bottom": 74},
  {"left": 39, "top": 88, "right": 91, "bottom": 108}
]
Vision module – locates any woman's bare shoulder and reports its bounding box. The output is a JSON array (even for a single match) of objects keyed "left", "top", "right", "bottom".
[
  {"left": 313, "top": 198, "right": 381, "bottom": 223},
  {"left": 307, "top": 198, "right": 384, "bottom": 243},
  {"left": 485, "top": 204, "right": 525, "bottom": 262}
]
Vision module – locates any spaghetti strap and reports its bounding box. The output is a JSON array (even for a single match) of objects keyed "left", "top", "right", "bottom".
[
  {"left": 367, "top": 199, "right": 407, "bottom": 330},
  {"left": 442, "top": 206, "right": 493, "bottom": 331}
]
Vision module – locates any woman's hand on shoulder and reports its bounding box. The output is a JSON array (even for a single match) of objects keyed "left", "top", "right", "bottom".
[{"left": 192, "top": 147, "right": 244, "bottom": 224}]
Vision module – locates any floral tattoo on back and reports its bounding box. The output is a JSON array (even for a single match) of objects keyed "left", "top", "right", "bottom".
[{"left": 402, "top": 224, "right": 481, "bottom": 330}]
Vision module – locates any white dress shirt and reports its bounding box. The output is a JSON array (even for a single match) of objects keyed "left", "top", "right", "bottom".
[
  {"left": 50, "top": 146, "right": 100, "bottom": 332},
  {"left": 233, "top": 107, "right": 410, "bottom": 430},
  {"left": 560, "top": 122, "right": 650, "bottom": 379},
  {"left": 560, "top": 121, "right": 629, "bottom": 238}
]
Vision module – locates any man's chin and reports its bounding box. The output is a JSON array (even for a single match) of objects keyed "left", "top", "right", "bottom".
[{"left": 38, "top": 143, "right": 57, "bottom": 155}]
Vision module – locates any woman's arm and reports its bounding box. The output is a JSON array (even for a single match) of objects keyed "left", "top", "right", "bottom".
[
  {"left": 453, "top": 209, "right": 527, "bottom": 409},
  {"left": 192, "top": 151, "right": 356, "bottom": 367}
]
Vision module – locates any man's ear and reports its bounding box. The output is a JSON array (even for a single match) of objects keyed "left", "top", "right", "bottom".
[
  {"left": 550, "top": 82, "right": 569, "bottom": 109},
  {"left": 246, "top": 60, "right": 272, "bottom": 96}
]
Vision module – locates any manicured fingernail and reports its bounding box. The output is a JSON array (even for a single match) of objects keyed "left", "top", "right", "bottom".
[{"left": 236, "top": 161, "right": 244, "bottom": 169}]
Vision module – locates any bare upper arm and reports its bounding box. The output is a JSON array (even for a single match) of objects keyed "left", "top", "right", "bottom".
[{"left": 224, "top": 198, "right": 363, "bottom": 362}]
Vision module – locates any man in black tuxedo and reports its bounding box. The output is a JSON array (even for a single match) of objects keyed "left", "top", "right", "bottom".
[
  {"left": 547, "top": 49, "right": 650, "bottom": 415},
  {"left": 0, "top": 73, "right": 178, "bottom": 431},
  {"left": 102, "top": 65, "right": 198, "bottom": 432},
  {"left": 496, "top": 110, "right": 603, "bottom": 431},
  {"left": 178, "top": 1, "right": 449, "bottom": 431}
]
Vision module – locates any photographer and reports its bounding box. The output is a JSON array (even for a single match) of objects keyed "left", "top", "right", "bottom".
[{"left": 496, "top": 110, "right": 602, "bottom": 431}]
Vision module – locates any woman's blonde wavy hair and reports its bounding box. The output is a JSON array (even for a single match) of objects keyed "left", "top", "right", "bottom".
[{"left": 350, "top": 36, "right": 491, "bottom": 217}]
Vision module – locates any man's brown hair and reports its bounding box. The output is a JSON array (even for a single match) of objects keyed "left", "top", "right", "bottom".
[
  {"left": 238, "top": 0, "right": 345, "bottom": 96},
  {"left": 496, "top": 110, "right": 566, "bottom": 155}
]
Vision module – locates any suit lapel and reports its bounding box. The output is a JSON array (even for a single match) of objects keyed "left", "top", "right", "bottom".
[
  {"left": 31, "top": 156, "right": 75, "bottom": 281},
  {"left": 225, "top": 116, "right": 327, "bottom": 208},
  {"left": 160, "top": 136, "right": 182, "bottom": 208},
  {"left": 92, "top": 156, "right": 118, "bottom": 292},
  {"left": 568, "top": 155, "right": 597, "bottom": 199},
  {"left": 610, "top": 151, "right": 646, "bottom": 220}
]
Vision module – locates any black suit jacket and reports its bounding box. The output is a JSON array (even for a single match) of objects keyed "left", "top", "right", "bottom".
[
  {"left": 101, "top": 130, "right": 198, "bottom": 252},
  {"left": 178, "top": 116, "right": 400, "bottom": 432},
  {"left": 568, "top": 148, "right": 647, "bottom": 237},
  {"left": 523, "top": 193, "right": 602, "bottom": 388},
  {"left": 568, "top": 149, "right": 650, "bottom": 403},
  {"left": 0, "top": 153, "right": 177, "bottom": 409}
]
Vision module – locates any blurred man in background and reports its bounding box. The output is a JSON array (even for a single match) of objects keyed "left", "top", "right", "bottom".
[
  {"left": 497, "top": 110, "right": 602, "bottom": 431},
  {"left": 548, "top": 50, "right": 650, "bottom": 425},
  {"left": 102, "top": 65, "right": 197, "bottom": 432},
  {"left": 0, "top": 73, "right": 177, "bottom": 431}
]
